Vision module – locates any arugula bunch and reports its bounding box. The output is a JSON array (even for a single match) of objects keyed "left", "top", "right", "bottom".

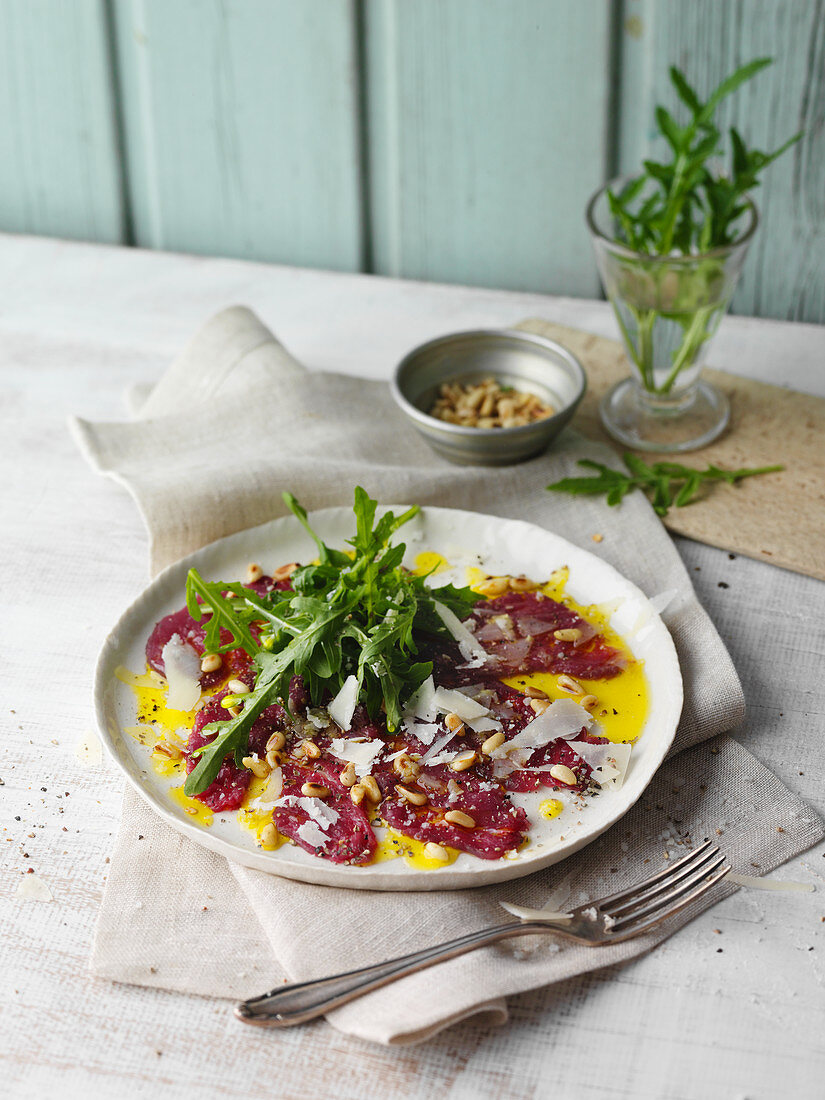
[
  {"left": 608, "top": 58, "right": 801, "bottom": 255},
  {"left": 548, "top": 454, "right": 783, "bottom": 517},
  {"left": 183, "top": 487, "right": 476, "bottom": 797}
]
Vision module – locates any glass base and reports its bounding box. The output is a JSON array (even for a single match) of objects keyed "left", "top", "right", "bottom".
[{"left": 599, "top": 378, "right": 729, "bottom": 454}]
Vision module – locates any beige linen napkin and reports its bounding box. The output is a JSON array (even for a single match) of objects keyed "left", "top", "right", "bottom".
[{"left": 71, "top": 307, "right": 824, "bottom": 1045}]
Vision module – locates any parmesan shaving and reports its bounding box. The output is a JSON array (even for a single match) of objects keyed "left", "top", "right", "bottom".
[
  {"left": 421, "top": 730, "right": 456, "bottom": 764},
  {"left": 16, "top": 874, "right": 53, "bottom": 902},
  {"left": 296, "top": 820, "right": 329, "bottom": 849},
  {"left": 161, "top": 634, "right": 202, "bottom": 712},
  {"left": 569, "top": 741, "right": 632, "bottom": 789},
  {"left": 433, "top": 601, "right": 489, "bottom": 664},
  {"left": 328, "top": 738, "right": 384, "bottom": 777},
  {"left": 431, "top": 687, "right": 494, "bottom": 730},
  {"left": 490, "top": 699, "right": 592, "bottom": 757},
  {"left": 727, "top": 873, "right": 814, "bottom": 893},
  {"left": 500, "top": 902, "right": 573, "bottom": 922},
  {"left": 328, "top": 675, "right": 358, "bottom": 731}
]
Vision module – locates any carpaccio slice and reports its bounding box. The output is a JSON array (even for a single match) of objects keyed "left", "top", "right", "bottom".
[
  {"left": 185, "top": 672, "right": 288, "bottom": 811},
  {"left": 273, "top": 759, "right": 377, "bottom": 865},
  {"left": 436, "top": 592, "right": 624, "bottom": 685},
  {"left": 501, "top": 740, "right": 594, "bottom": 793},
  {"left": 377, "top": 761, "right": 528, "bottom": 860},
  {"left": 145, "top": 574, "right": 292, "bottom": 689}
]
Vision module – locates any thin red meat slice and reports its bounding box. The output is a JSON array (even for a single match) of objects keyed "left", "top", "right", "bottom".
[
  {"left": 145, "top": 573, "right": 293, "bottom": 688},
  {"left": 273, "top": 759, "right": 377, "bottom": 865},
  {"left": 376, "top": 762, "right": 528, "bottom": 860},
  {"left": 184, "top": 675, "right": 288, "bottom": 811},
  {"left": 502, "top": 739, "right": 593, "bottom": 793},
  {"left": 467, "top": 592, "right": 624, "bottom": 681}
]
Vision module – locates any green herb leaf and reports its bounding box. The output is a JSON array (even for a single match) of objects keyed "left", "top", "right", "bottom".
[{"left": 547, "top": 454, "right": 783, "bottom": 517}]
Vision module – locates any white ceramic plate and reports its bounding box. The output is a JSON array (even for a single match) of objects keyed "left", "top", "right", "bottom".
[{"left": 95, "top": 506, "right": 683, "bottom": 890}]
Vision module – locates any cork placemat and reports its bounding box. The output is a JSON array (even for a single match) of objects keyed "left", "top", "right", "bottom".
[{"left": 517, "top": 319, "right": 825, "bottom": 582}]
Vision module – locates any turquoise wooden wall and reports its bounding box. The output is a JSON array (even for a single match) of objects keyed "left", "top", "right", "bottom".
[{"left": 0, "top": 0, "right": 822, "bottom": 322}]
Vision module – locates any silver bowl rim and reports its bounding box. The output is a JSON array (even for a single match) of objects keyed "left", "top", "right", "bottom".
[{"left": 390, "top": 328, "right": 587, "bottom": 437}]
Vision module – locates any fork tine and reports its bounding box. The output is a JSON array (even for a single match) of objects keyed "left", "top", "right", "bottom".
[
  {"left": 594, "top": 839, "right": 716, "bottom": 910},
  {"left": 608, "top": 864, "right": 732, "bottom": 941},
  {"left": 604, "top": 845, "right": 725, "bottom": 920},
  {"left": 608, "top": 851, "right": 729, "bottom": 929}
]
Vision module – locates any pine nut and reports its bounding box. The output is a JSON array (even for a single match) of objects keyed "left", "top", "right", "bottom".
[
  {"left": 553, "top": 628, "right": 582, "bottom": 642},
  {"left": 444, "top": 809, "right": 476, "bottom": 828},
  {"left": 301, "top": 783, "right": 330, "bottom": 798},
  {"left": 523, "top": 685, "right": 548, "bottom": 699},
  {"left": 297, "top": 740, "right": 321, "bottom": 760},
  {"left": 350, "top": 784, "right": 366, "bottom": 806},
  {"left": 529, "top": 697, "right": 550, "bottom": 715},
  {"left": 449, "top": 750, "right": 477, "bottom": 772},
  {"left": 392, "top": 754, "right": 420, "bottom": 780},
  {"left": 423, "top": 842, "right": 450, "bottom": 862},
  {"left": 265, "top": 749, "right": 282, "bottom": 769},
  {"left": 481, "top": 731, "right": 506, "bottom": 755},
  {"left": 246, "top": 562, "right": 263, "bottom": 583},
  {"left": 227, "top": 706, "right": 241, "bottom": 718},
  {"left": 395, "top": 784, "right": 428, "bottom": 806},
  {"left": 260, "top": 823, "right": 278, "bottom": 847},
  {"left": 477, "top": 577, "right": 509, "bottom": 597},
  {"left": 227, "top": 679, "right": 250, "bottom": 695},
  {"left": 340, "top": 761, "right": 357, "bottom": 787},
  {"left": 444, "top": 712, "right": 464, "bottom": 733},
  {"left": 509, "top": 575, "right": 537, "bottom": 592},
  {"left": 549, "top": 764, "right": 578, "bottom": 786},
  {"left": 362, "top": 775, "right": 382, "bottom": 803},
  {"left": 265, "top": 731, "right": 286, "bottom": 752},
  {"left": 580, "top": 694, "right": 598, "bottom": 708},
  {"left": 200, "top": 653, "right": 222, "bottom": 673},
  {"left": 272, "top": 561, "right": 299, "bottom": 582},
  {"left": 242, "top": 756, "right": 270, "bottom": 779},
  {"left": 153, "top": 742, "right": 182, "bottom": 760},
  {"left": 558, "top": 675, "right": 584, "bottom": 695}
]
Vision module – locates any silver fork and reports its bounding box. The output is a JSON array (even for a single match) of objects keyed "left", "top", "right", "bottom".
[{"left": 235, "top": 838, "right": 730, "bottom": 1028}]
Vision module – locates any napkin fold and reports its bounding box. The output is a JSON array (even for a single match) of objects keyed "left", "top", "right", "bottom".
[{"left": 73, "top": 307, "right": 824, "bottom": 1045}]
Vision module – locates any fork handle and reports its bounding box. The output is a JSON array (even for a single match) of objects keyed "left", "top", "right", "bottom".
[{"left": 235, "top": 920, "right": 552, "bottom": 1028}]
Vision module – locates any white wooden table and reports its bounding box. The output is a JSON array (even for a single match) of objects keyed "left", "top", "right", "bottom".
[{"left": 2, "top": 233, "right": 824, "bottom": 1099}]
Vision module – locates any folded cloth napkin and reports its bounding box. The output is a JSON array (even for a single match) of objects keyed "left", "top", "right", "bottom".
[{"left": 71, "top": 306, "right": 824, "bottom": 1045}]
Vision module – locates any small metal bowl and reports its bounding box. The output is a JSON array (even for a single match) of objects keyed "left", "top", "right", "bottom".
[{"left": 391, "top": 329, "right": 586, "bottom": 466}]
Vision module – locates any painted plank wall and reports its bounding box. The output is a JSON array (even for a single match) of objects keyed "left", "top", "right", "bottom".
[
  {"left": 110, "top": 0, "right": 365, "bottom": 271},
  {"left": 0, "top": 1, "right": 821, "bottom": 321},
  {"left": 365, "top": 0, "right": 614, "bottom": 298},
  {"left": 0, "top": 0, "right": 125, "bottom": 243}
]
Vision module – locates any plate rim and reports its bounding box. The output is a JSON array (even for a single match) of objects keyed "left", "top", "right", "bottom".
[{"left": 94, "top": 504, "right": 683, "bottom": 891}]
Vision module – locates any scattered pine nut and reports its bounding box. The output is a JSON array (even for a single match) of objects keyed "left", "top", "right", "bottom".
[
  {"left": 301, "top": 783, "right": 330, "bottom": 799},
  {"left": 200, "top": 653, "right": 222, "bottom": 673},
  {"left": 260, "top": 823, "right": 279, "bottom": 847},
  {"left": 339, "top": 761, "right": 357, "bottom": 787},
  {"left": 350, "top": 784, "right": 366, "bottom": 806},
  {"left": 481, "top": 731, "right": 506, "bottom": 755},
  {"left": 553, "top": 628, "right": 582, "bottom": 642},
  {"left": 246, "top": 563, "right": 263, "bottom": 583},
  {"left": 153, "top": 742, "right": 182, "bottom": 760},
  {"left": 580, "top": 694, "right": 598, "bottom": 708},
  {"left": 529, "top": 698, "right": 550, "bottom": 715},
  {"left": 549, "top": 764, "right": 578, "bottom": 786},
  {"left": 444, "top": 712, "right": 464, "bottom": 734},
  {"left": 266, "top": 731, "right": 286, "bottom": 752},
  {"left": 449, "top": 750, "right": 477, "bottom": 772},
  {"left": 444, "top": 809, "right": 476, "bottom": 828},
  {"left": 361, "top": 775, "right": 382, "bottom": 803},
  {"left": 395, "top": 784, "right": 428, "bottom": 806},
  {"left": 242, "top": 756, "right": 270, "bottom": 779},
  {"left": 557, "top": 675, "right": 584, "bottom": 695},
  {"left": 423, "top": 842, "right": 450, "bottom": 862},
  {"left": 227, "top": 679, "right": 249, "bottom": 695}
]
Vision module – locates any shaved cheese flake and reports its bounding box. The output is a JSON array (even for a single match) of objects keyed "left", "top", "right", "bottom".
[
  {"left": 569, "top": 741, "right": 632, "bottom": 789},
  {"left": 500, "top": 902, "right": 572, "bottom": 922},
  {"left": 276, "top": 795, "right": 339, "bottom": 831},
  {"left": 328, "top": 738, "right": 384, "bottom": 777},
  {"left": 727, "top": 873, "right": 814, "bottom": 893},
  {"left": 421, "top": 729, "right": 456, "bottom": 764},
  {"left": 431, "top": 687, "right": 492, "bottom": 729},
  {"left": 403, "top": 720, "right": 440, "bottom": 745},
  {"left": 433, "top": 601, "right": 489, "bottom": 664},
  {"left": 404, "top": 675, "right": 437, "bottom": 722},
  {"left": 328, "top": 675, "right": 358, "bottom": 731},
  {"left": 161, "top": 634, "right": 202, "bottom": 712},
  {"left": 490, "top": 698, "right": 592, "bottom": 758},
  {"left": 16, "top": 874, "right": 53, "bottom": 902},
  {"left": 297, "top": 820, "right": 329, "bottom": 850},
  {"left": 75, "top": 729, "right": 103, "bottom": 767}
]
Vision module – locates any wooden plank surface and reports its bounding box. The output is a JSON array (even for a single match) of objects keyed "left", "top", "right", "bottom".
[
  {"left": 518, "top": 318, "right": 825, "bottom": 581},
  {"left": 110, "top": 0, "right": 364, "bottom": 269},
  {"left": 0, "top": 236, "right": 823, "bottom": 1099},
  {"left": 617, "top": 0, "right": 825, "bottom": 323},
  {"left": 0, "top": 0, "right": 125, "bottom": 243},
  {"left": 365, "top": 0, "right": 613, "bottom": 296}
]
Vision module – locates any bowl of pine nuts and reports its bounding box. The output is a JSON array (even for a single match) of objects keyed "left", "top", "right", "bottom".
[{"left": 391, "top": 329, "right": 586, "bottom": 465}]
